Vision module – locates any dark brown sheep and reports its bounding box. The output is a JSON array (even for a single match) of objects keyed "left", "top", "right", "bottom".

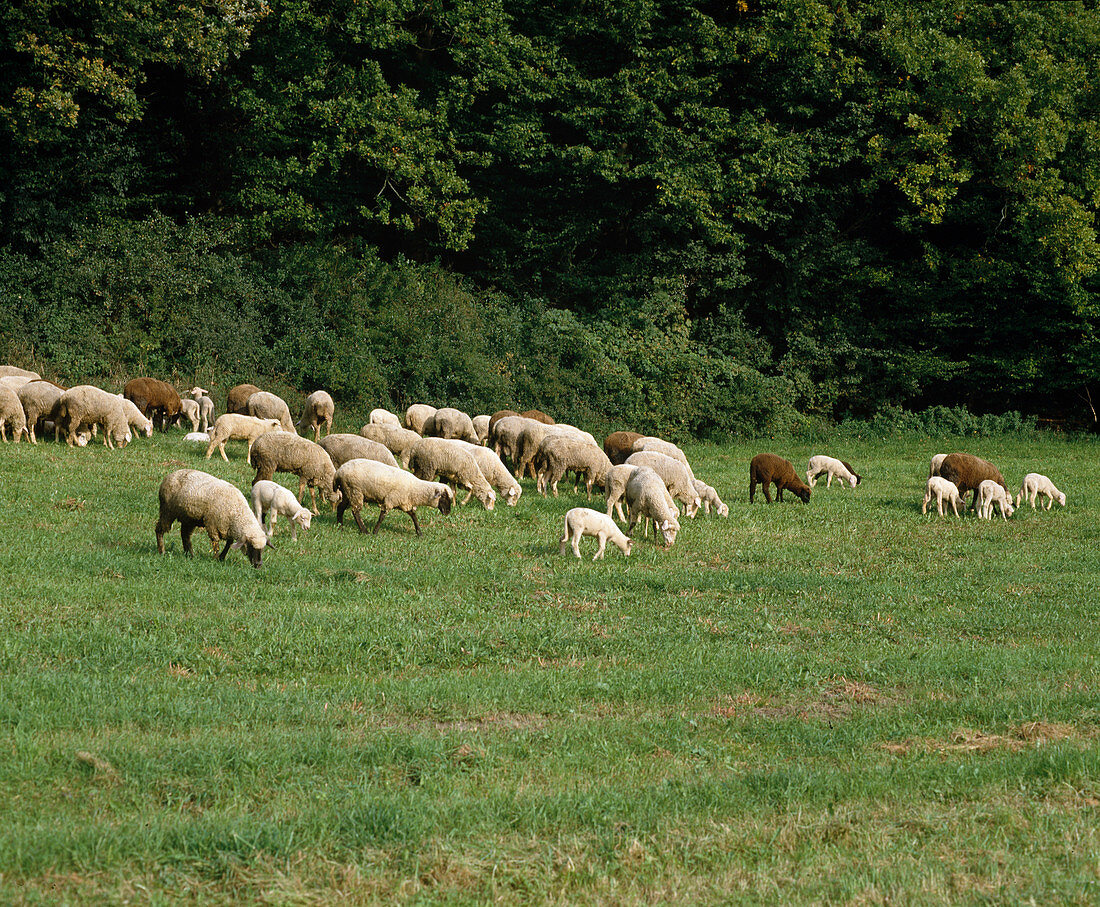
[
  {"left": 123, "top": 377, "right": 181, "bottom": 431},
  {"left": 521, "top": 409, "right": 555, "bottom": 425},
  {"left": 939, "top": 453, "right": 1008, "bottom": 510},
  {"left": 226, "top": 383, "right": 262, "bottom": 415},
  {"left": 604, "top": 431, "right": 644, "bottom": 465},
  {"left": 749, "top": 453, "right": 812, "bottom": 504}
]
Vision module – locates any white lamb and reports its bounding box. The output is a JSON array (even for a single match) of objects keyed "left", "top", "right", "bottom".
[
  {"left": 204, "top": 414, "right": 283, "bottom": 463},
  {"left": 692, "top": 479, "right": 729, "bottom": 517},
  {"left": 977, "top": 479, "right": 1015, "bottom": 521},
  {"left": 559, "top": 508, "right": 632, "bottom": 560},
  {"left": 1015, "top": 473, "right": 1066, "bottom": 510},
  {"left": 922, "top": 476, "right": 965, "bottom": 517},
  {"left": 806, "top": 455, "right": 861, "bottom": 488},
  {"left": 928, "top": 453, "right": 947, "bottom": 477},
  {"left": 250, "top": 480, "right": 312, "bottom": 540}
]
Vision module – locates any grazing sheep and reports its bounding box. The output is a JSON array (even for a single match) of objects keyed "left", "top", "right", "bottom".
[
  {"left": 513, "top": 422, "right": 598, "bottom": 481},
  {"left": 121, "top": 398, "right": 155, "bottom": 439},
  {"left": 56, "top": 385, "right": 136, "bottom": 448},
  {"left": 521, "top": 409, "right": 554, "bottom": 425},
  {"left": 693, "top": 479, "right": 729, "bottom": 517},
  {"left": 179, "top": 398, "right": 202, "bottom": 433},
  {"left": 123, "top": 377, "right": 181, "bottom": 431},
  {"left": 632, "top": 437, "right": 695, "bottom": 479},
  {"left": 624, "top": 467, "right": 681, "bottom": 547},
  {"left": 749, "top": 453, "right": 812, "bottom": 504},
  {"left": 187, "top": 388, "right": 215, "bottom": 433},
  {"left": 250, "top": 431, "right": 339, "bottom": 515},
  {"left": 0, "top": 384, "right": 28, "bottom": 441},
  {"left": 604, "top": 431, "right": 644, "bottom": 465},
  {"left": 250, "top": 480, "right": 312, "bottom": 540},
  {"left": 369, "top": 408, "right": 402, "bottom": 427},
  {"left": 928, "top": 453, "right": 947, "bottom": 478},
  {"left": 408, "top": 437, "right": 496, "bottom": 510},
  {"left": 319, "top": 433, "right": 399, "bottom": 470},
  {"left": 977, "top": 479, "right": 1015, "bottom": 521},
  {"left": 17, "top": 379, "right": 64, "bottom": 443},
  {"left": 559, "top": 508, "right": 632, "bottom": 560},
  {"left": 536, "top": 436, "right": 613, "bottom": 499},
  {"left": 333, "top": 458, "right": 453, "bottom": 535},
  {"left": 298, "top": 390, "right": 335, "bottom": 440},
  {"left": 1016, "top": 473, "right": 1066, "bottom": 510},
  {"left": 156, "top": 469, "right": 267, "bottom": 566},
  {"left": 922, "top": 476, "right": 965, "bottom": 517},
  {"left": 404, "top": 403, "right": 438, "bottom": 434},
  {"left": 472, "top": 415, "right": 491, "bottom": 445},
  {"left": 423, "top": 407, "right": 480, "bottom": 444},
  {"left": 939, "top": 453, "right": 1008, "bottom": 511},
  {"left": 625, "top": 451, "right": 701, "bottom": 516},
  {"left": 451, "top": 440, "right": 522, "bottom": 505},
  {"left": 0, "top": 365, "right": 40, "bottom": 380},
  {"left": 487, "top": 410, "right": 520, "bottom": 433},
  {"left": 488, "top": 415, "right": 530, "bottom": 468},
  {"left": 204, "top": 414, "right": 283, "bottom": 463},
  {"left": 358, "top": 422, "right": 421, "bottom": 468},
  {"left": 806, "top": 455, "right": 861, "bottom": 488},
  {"left": 226, "top": 383, "right": 262, "bottom": 415},
  {"left": 247, "top": 391, "right": 297, "bottom": 434}
]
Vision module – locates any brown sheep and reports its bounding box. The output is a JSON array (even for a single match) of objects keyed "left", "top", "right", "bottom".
[
  {"left": 604, "top": 431, "right": 643, "bottom": 465},
  {"left": 123, "top": 377, "right": 181, "bottom": 431},
  {"left": 226, "top": 383, "right": 262, "bottom": 415},
  {"left": 749, "top": 453, "right": 812, "bottom": 504},
  {"left": 938, "top": 453, "right": 1008, "bottom": 511},
  {"left": 521, "top": 409, "right": 554, "bottom": 425}
]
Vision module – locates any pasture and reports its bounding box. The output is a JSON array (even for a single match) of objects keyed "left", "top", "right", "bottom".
[{"left": 1, "top": 429, "right": 1098, "bottom": 904}]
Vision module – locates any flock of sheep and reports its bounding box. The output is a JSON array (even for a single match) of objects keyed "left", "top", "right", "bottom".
[{"left": 0, "top": 364, "right": 1067, "bottom": 567}]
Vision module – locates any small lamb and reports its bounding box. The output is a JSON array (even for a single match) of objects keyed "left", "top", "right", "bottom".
[
  {"left": 806, "top": 455, "right": 861, "bottom": 488},
  {"left": 977, "top": 479, "right": 1015, "bottom": 520},
  {"left": 1015, "top": 473, "right": 1066, "bottom": 510},
  {"left": 250, "top": 480, "right": 312, "bottom": 540},
  {"left": 922, "top": 476, "right": 966, "bottom": 517},
  {"left": 559, "top": 508, "right": 632, "bottom": 560},
  {"left": 692, "top": 479, "right": 729, "bottom": 516},
  {"left": 189, "top": 387, "right": 215, "bottom": 433}
]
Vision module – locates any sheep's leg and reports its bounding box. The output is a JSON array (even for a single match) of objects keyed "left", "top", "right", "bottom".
[
  {"left": 826, "top": 473, "right": 833, "bottom": 488},
  {"left": 749, "top": 478, "right": 756, "bottom": 503},
  {"left": 155, "top": 516, "right": 175, "bottom": 554},
  {"left": 220, "top": 443, "right": 229, "bottom": 462},
  {"left": 371, "top": 506, "right": 388, "bottom": 534},
  {"left": 761, "top": 482, "right": 773, "bottom": 504},
  {"left": 558, "top": 528, "right": 571, "bottom": 555},
  {"left": 217, "top": 538, "right": 235, "bottom": 561},
  {"left": 407, "top": 508, "right": 422, "bottom": 536},
  {"left": 594, "top": 534, "right": 607, "bottom": 560},
  {"left": 179, "top": 521, "right": 199, "bottom": 556},
  {"left": 570, "top": 531, "right": 582, "bottom": 558}
]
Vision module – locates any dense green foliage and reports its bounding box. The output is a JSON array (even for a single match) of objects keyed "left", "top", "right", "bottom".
[{"left": 4, "top": 1, "right": 1100, "bottom": 431}]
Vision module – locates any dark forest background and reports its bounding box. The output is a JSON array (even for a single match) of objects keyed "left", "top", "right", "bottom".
[{"left": 4, "top": 0, "right": 1100, "bottom": 437}]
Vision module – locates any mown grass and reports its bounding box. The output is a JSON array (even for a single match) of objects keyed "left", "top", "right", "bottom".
[{"left": 1, "top": 427, "right": 1098, "bottom": 904}]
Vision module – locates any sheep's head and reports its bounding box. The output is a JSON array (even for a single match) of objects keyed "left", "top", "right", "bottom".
[
  {"left": 796, "top": 486, "right": 811, "bottom": 504},
  {"left": 505, "top": 486, "right": 522, "bottom": 506},
  {"left": 436, "top": 487, "right": 454, "bottom": 515},
  {"left": 716, "top": 501, "right": 730, "bottom": 517},
  {"left": 293, "top": 510, "right": 312, "bottom": 532},
  {"left": 230, "top": 530, "right": 267, "bottom": 567},
  {"left": 658, "top": 517, "right": 679, "bottom": 547},
  {"left": 685, "top": 496, "right": 702, "bottom": 518},
  {"left": 1057, "top": 491, "right": 1067, "bottom": 506}
]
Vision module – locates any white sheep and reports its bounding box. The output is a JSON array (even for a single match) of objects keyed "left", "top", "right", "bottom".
[
  {"left": 358, "top": 422, "right": 421, "bottom": 468},
  {"left": 513, "top": 421, "right": 598, "bottom": 480},
  {"left": 404, "top": 403, "right": 438, "bottom": 434},
  {"left": 922, "top": 476, "right": 965, "bottom": 517},
  {"left": 333, "top": 458, "right": 453, "bottom": 535},
  {"left": 320, "top": 433, "right": 399, "bottom": 470},
  {"left": 408, "top": 437, "right": 496, "bottom": 510},
  {"left": 1015, "top": 473, "right": 1066, "bottom": 510},
  {"left": 246, "top": 390, "right": 297, "bottom": 433},
  {"left": 472, "top": 414, "right": 491, "bottom": 445},
  {"left": 559, "top": 508, "right": 632, "bottom": 560},
  {"left": 632, "top": 437, "right": 695, "bottom": 480},
  {"left": 0, "top": 375, "right": 33, "bottom": 392},
  {"left": 692, "top": 479, "right": 729, "bottom": 516},
  {"left": 369, "top": 408, "right": 402, "bottom": 427},
  {"left": 297, "top": 390, "right": 335, "bottom": 441},
  {"left": 17, "top": 380, "right": 63, "bottom": 443},
  {"left": 183, "top": 431, "right": 210, "bottom": 443},
  {"left": 204, "top": 414, "right": 283, "bottom": 463},
  {"left": 423, "top": 407, "right": 480, "bottom": 444},
  {"left": 188, "top": 387, "right": 215, "bottom": 432},
  {"left": 806, "top": 455, "right": 861, "bottom": 488},
  {"left": 624, "top": 450, "right": 701, "bottom": 516},
  {"left": 0, "top": 384, "right": 28, "bottom": 441},
  {"left": 604, "top": 463, "right": 642, "bottom": 522},
  {"left": 249, "top": 431, "right": 339, "bottom": 515},
  {"left": 535, "top": 435, "right": 612, "bottom": 499},
  {"left": 120, "top": 397, "right": 155, "bottom": 440},
  {"left": 179, "top": 398, "right": 202, "bottom": 433},
  {"left": 977, "top": 479, "right": 1015, "bottom": 521},
  {"left": 55, "top": 385, "right": 135, "bottom": 448},
  {"left": 624, "top": 467, "right": 681, "bottom": 547},
  {"left": 155, "top": 468, "right": 268, "bottom": 566},
  {"left": 0, "top": 365, "right": 40, "bottom": 380},
  {"left": 250, "top": 480, "right": 312, "bottom": 540},
  {"left": 451, "top": 440, "right": 522, "bottom": 505},
  {"left": 928, "top": 453, "right": 947, "bottom": 478}
]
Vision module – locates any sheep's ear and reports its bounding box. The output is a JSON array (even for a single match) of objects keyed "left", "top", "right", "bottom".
[
  {"left": 229, "top": 540, "right": 243, "bottom": 551},
  {"left": 265, "top": 539, "right": 277, "bottom": 552}
]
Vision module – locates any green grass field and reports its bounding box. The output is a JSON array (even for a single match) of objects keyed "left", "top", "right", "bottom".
[{"left": 1, "top": 427, "right": 1098, "bottom": 904}]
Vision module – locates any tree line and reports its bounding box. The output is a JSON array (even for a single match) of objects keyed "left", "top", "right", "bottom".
[{"left": 3, "top": 0, "right": 1099, "bottom": 435}]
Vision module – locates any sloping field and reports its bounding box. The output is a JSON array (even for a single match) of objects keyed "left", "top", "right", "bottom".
[{"left": 1, "top": 431, "right": 1098, "bottom": 903}]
